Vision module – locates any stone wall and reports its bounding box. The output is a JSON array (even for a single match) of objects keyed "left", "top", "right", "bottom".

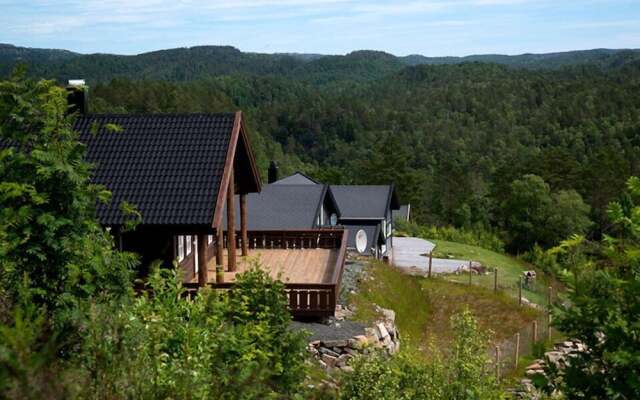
[{"left": 307, "top": 306, "right": 400, "bottom": 372}]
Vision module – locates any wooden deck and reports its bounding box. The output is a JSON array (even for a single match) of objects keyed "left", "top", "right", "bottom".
[
  {"left": 197, "top": 248, "right": 338, "bottom": 284},
  {"left": 183, "top": 229, "right": 348, "bottom": 318}
]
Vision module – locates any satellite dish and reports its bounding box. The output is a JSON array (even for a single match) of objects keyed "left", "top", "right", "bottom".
[
  {"left": 355, "top": 229, "right": 368, "bottom": 254},
  {"left": 330, "top": 213, "right": 338, "bottom": 226}
]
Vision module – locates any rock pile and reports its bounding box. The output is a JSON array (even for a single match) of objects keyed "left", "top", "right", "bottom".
[
  {"left": 510, "top": 339, "right": 587, "bottom": 399},
  {"left": 307, "top": 306, "right": 400, "bottom": 372}
]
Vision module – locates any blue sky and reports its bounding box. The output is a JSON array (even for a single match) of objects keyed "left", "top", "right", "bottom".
[{"left": 1, "top": 0, "right": 638, "bottom": 56}]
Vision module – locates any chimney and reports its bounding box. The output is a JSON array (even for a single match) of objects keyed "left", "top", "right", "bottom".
[
  {"left": 268, "top": 161, "right": 279, "bottom": 184},
  {"left": 66, "top": 79, "right": 87, "bottom": 114}
]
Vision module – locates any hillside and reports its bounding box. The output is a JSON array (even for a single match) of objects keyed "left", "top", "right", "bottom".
[
  {"left": 2, "top": 43, "right": 640, "bottom": 84},
  {"left": 3, "top": 43, "right": 640, "bottom": 246}
]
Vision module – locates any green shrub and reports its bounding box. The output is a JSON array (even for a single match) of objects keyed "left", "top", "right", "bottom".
[
  {"left": 396, "top": 220, "right": 505, "bottom": 253},
  {"left": 340, "top": 309, "right": 501, "bottom": 400}
]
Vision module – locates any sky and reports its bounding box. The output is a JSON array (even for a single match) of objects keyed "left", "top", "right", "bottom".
[{"left": 1, "top": 0, "right": 639, "bottom": 56}]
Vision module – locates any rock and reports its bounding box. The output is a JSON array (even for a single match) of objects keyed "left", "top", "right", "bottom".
[
  {"left": 381, "top": 308, "right": 396, "bottom": 323},
  {"left": 376, "top": 323, "right": 390, "bottom": 340},
  {"left": 545, "top": 351, "right": 564, "bottom": 366},
  {"left": 318, "top": 347, "right": 340, "bottom": 358},
  {"left": 310, "top": 340, "right": 321, "bottom": 346},
  {"left": 322, "top": 339, "right": 348, "bottom": 348},
  {"left": 526, "top": 362, "right": 543, "bottom": 370},
  {"left": 322, "top": 354, "right": 338, "bottom": 368},
  {"left": 337, "top": 354, "right": 351, "bottom": 367},
  {"left": 341, "top": 366, "right": 354, "bottom": 373},
  {"left": 318, "top": 360, "right": 327, "bottom": 369}
]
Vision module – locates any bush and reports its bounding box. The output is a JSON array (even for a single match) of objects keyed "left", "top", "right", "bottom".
[
  {"left": 396, "top": 220, "right": 505, "bottom": 253},
  {"left": 340, "top": 309, "right": 501, "bottom": 400}
]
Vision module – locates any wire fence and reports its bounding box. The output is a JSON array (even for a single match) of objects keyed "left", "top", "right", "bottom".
[{"left": 438, "top": 265, "right": 561, "bottom": 378}]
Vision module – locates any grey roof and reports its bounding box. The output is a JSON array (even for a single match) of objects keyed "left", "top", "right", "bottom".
[
  {"left": 392, "top": 204, "right": 411, "bottom": 222},
  {"left": 330, "top": 185, "right": 400, "bottom": 219},
  {"left": 272, "top": 172, "right": 318, "bottom": 185},
  {"left": 225, "top": 184, "right": 328, "bottom": 229},
  {"left": 342, "top": 223, "right": 383, "bottom": 255}
]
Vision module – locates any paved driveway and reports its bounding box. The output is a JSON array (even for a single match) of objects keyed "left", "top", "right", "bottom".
[{"left": 392, "top": 236, "right": 471, "bottom": 274}]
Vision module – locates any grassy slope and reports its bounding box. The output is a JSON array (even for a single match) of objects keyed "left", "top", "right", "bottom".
[
  {"left": 432, "top": 239, "right": 547, "bottom": 304},
  {"left": 350, "top": 261, "right": 540, "bottom": 360}
]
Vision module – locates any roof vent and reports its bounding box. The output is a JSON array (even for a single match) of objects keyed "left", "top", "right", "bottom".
[{"left": 268, "top": 161, "right": 279, "bottom": 184}]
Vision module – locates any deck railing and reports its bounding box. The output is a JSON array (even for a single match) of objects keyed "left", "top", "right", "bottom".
[{"left": 184, "top": 229, "right": 348, "bottom": 318}]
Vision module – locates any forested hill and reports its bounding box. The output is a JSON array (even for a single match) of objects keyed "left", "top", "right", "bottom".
[
  {"left": 2, "top": 43, "right": 640, "bottom": 84},
  {"left": 3, "top": 42, "right": 640, "bottom": 250}
]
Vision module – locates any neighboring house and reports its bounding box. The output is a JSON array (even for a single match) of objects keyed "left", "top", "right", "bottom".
[
  {"left": 272, "top": 172, "right": 401, "bottom": 259},
  {"left": 225, "top": 183, "right": 340, "bottom": 230},
  {"left": 329, "top": 185, "right": 400, "bottom": 259},
  {"left": 392, "top": 204, "right": 411, "bottom": 223},
  {"left": 271, "top": 171, "right": 318, "bottom": 185},
  {"left": 5, "top": 83, "right": 347, "bottom": 318}
]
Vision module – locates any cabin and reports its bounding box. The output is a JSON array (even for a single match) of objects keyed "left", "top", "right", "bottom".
[
  {"left": 59, "top": 87, "right": 347, "bottom": 318},
  {"left": 329, "top": 185, "right": 400, "bottom": 259},
  {"left": 225, "top": 183, "right": 340, "bottom": 230},
  {"left": 272, "top": 171, "right": 400, "bottom": 259}
]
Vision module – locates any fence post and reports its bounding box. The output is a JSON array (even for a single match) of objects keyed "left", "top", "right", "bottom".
[
  {"left": 518, "top": 276, "right": 523, "bottom": 306},
  {"left": 532, "top": 320, "right": 538, "bottom": 343},
  {"left": 428, "top": 252, "right": 433, "bottom": 278},
  {"left": 468, "top": 261, "right": 472, "bottom": 285},
  {"left": 514, "top": 332, "right": 520, "bottom": 368},
  {"left": 547, "top": 286, "right": 553, "bottom": 341},
  {"left": 495, "top": 345, "right": 501, "bottom": 380},
  {"left": 494, "top": 268, "right": 498, "bottom": 292}
]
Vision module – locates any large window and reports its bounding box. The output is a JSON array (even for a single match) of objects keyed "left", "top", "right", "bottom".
[
  {"left": 186, "top": 235, "right": 192, "bottom": 255},
  {"left": 177, "top": 236, "right": 184, "bottom": 261}
]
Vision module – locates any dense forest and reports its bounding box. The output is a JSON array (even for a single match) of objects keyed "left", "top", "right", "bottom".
[{"left": 2, "top": 44, "right": 640, "bottom": 251}]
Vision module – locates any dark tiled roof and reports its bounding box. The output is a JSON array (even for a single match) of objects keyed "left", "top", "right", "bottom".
[
  {"left": 74, "top": 113, "right": 236, "bottom": 226},
  {"left": 225, "top": 184, "right": 328, "bottom": 229},
  {"left": 330, "top": 185, "right": 400, "bottom": 219},
  {"left": 272, "top": 172, "right": 318, "bottom": 185}
]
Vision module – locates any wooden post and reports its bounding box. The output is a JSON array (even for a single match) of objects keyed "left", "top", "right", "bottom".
[
  {"left": 495, "top": 346, "right": 501, "bottom": 381},
  {"left": 227, "top": 170, "right": 237, "bottom": 272},
  {"left": 428, "top": 252, "right": 433, "bottom": 278},
  {"left": 197, "top": 233, "right": 208, "bottom": 287},
  {"left": 215, "top": 223, "right": 224, "bottom": 271},
  {"left": 494, "top": 267, "right": 498, "bottom": 292},
  {"left": 468, "top": 260, "right": 472, "bottom": 285},
  {"left": 240, "top": 193, "right": 249, "bottom": 257},
  {"left": 514, "top": 333, "right": 521, "bottom": 368},
  {"left": 547, "top": 286, "right": 553, "bottom": 341},
  {"left": 519, "top": 276, "right": 523, "bottom": 306},
  {"left": 532, "top": 320, "right": 538, "bottom": 343}
]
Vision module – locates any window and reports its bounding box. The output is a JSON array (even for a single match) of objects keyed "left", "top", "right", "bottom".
[
  {"left": 186, "top": 235, "right": 192, "bottom": 255},
  {"left": 208, "top": 234, "right": 213, "bottom": 244},
  {"left": 177, "top": 236, "right": 184, "bottom": 261},
  {"left": 193, "top": 236, "right": 199, "bottom": 273}
]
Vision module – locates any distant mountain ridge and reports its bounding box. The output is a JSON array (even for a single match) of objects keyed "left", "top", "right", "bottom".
[{"left": 1, "top": 43, "right": 639, "bottom": 84}]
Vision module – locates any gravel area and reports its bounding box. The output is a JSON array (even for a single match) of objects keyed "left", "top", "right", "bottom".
[
  {"left": 393, "top": 236, "right": 472, "bottom": 273},
  {"left": 338, "top": 260, "right": 367, "bottom": 304},
  {"left": 290, "top": 319, "right": 367, "bottom": 342}
]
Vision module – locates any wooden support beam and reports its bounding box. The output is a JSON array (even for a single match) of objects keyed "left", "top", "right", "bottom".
[
  {"left": 240, "top": 193, "right": 249, "bottom": 257},
  {"left": 216, "top": 224, "right": 223, "bottom": 268},
  {"left": 197, "top": 233, "right": 208, "bottom": 287},
  {"left": 227, "top": 170, "right": 237, "bottom": 272}
]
